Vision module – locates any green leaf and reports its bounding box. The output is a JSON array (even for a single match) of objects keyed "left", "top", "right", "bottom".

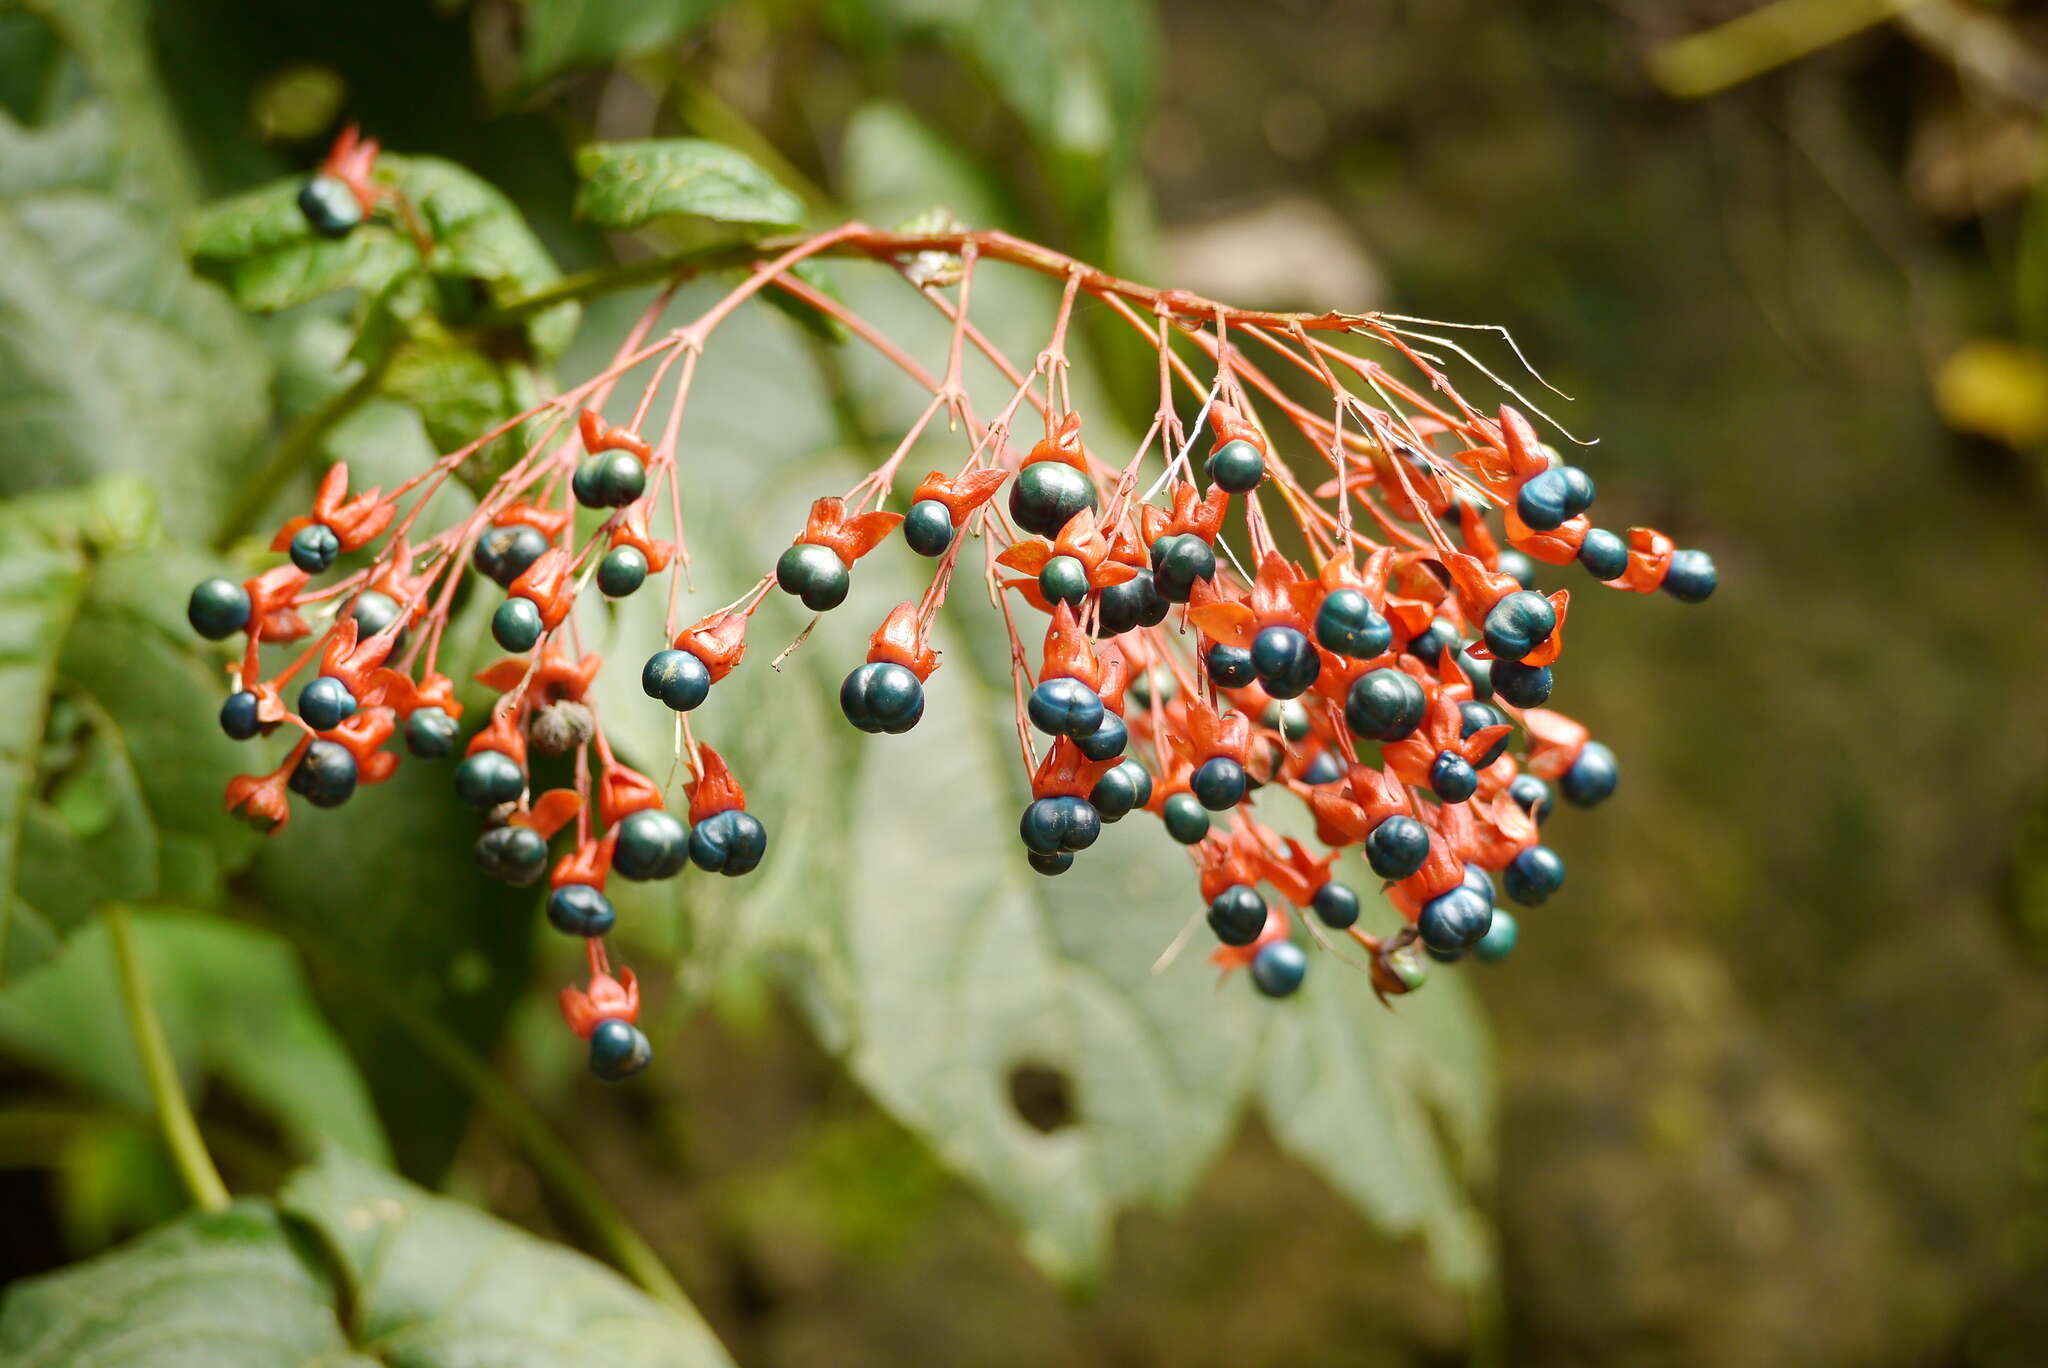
[
  {"left": 574, "top": 138, "right": 805, "bottom": 233},
  {"left": 0, "top": 911, "right": 389, "bottom": 1164},
  {"left": 0, "top": 1150, "right": 735, "bottom": 1366},
  {"left": 520, "top": 0, "right": 732, "bottom": 87}
]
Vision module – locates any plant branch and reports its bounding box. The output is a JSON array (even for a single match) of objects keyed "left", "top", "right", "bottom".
[{"left": 106, "top": 904, "right": 230, "bottom": 1212}]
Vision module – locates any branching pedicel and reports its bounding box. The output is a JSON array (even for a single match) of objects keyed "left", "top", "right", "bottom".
[{"left": 191, "top": 132, "right": 1716, "bottom": 1082}]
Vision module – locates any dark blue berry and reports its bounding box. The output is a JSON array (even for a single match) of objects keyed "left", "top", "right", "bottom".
[
  {"left": 1207, "top": 884, "right": 1268, "bottom": 946},
  {"left": 1459, "top": 700, "right": 1511, "bottom": 769},
  {"left": 1403, "top": 617, "right": 1458, "bottom": 669},
  {"left": 1430, "top": 750, "right": 1477, "bottom": 803},
  {"left": 1150, "top": 534, "right": 1216, "bottom": 602},
  {"left": 1497, "top": 549, "right": 1536, "bottom": 589},
  {"left": 1459, "top": 862, "right": 1496, "bottom": 905},
  {"left": 689, "top": 809, "right": 767, "bottom": 875},
  {"left": 405, "top": 706, "right": 459, "bottom": 758},
  {"left": 1057, "top": 796, "right": 1102, "bottom": 852},
  {"left": 1027, "top": 676, "right": 1104, "bottom": 739},
  {"left": 1481, "top": 590, "right": 1557, "bottom": 663},
  {"left": 1090, "top": 760, "right": 1152, "bottom": 821},
  {"left": 1577, "top": 528, "right": 1627, "bottom": 581},
  {"left": 1425, "top": 945, "right": 1465, "bottom": 965},
  {"left": 775, "top": 543, "right": 850, "bottom": 612},
  {"left": 1039, "top": 554, "right": 1090, "bottom": 608},
  {"left": 1418, "top": 884, "right": 1492, "bottom": 953},
  {"left": 903, "top": 499, "right": 955, "bottom": 557},
  {"left": 1490, "top": 660, "right": 1553, "bottom": 708},
  {"left": 1300, "top": 748, "right": 1345, "bottom": 785},
  {"left": 288, "top": 738, "right": 358, "bottom": 808},
  {"left": 1251, "top": 625, "right": 1319, "bottom": 699},
  {"left": 573, "top": 451, "right": 646, "bottom": 509},
  {"left": 1516, "top": 466, "right": 1592, "bottom": 530},
  {"left": 219, "top": 691, "right": 262, "bottom": 740},
  {"left": 612, "top": 808, "right": 689, "bottom": 880},
  {"left": 492, "top": 597, "right": 543, "bottom": 652},
  {"left": 297, "top": 175, "right": 362, "bottom": 237},
  {"left": 1311, "top": 881, "right": 1360, "bottom": 929},
  {"left": 347, "top": 590, "right": 404, "bottom": 643},
  {"left": 1473, "top": 909, "right": 1518, "bottom": 962},
  {"left": 297, "top": 676, "right": 358, "bottom": 731},
  {"left": 473, "top": 524, "right": 549, "bottom": 587},
  {"left": 1263, "top": 699, "right": 1310, "bottom": 742},
  {"left": 290, "top": 523, "right": 341, "bottom": 574},
  {"left": 1018, "top": 796, "right": 1100, "bottom": 853},
  {"left": 455, "top": 750, "right": 524, "bottom": 808},
  {"left": 1076, "top": 710, "right": 1128, "bottom": 761},
  {"left": 1315, "top": 589, "right": 1392, "bottom": 658},
  {"left": 547, "top": 884, "right": 616, "bottom": 938},
  {"left": 187, "top": 578, "right": 251, "bottom": 640},
  {"left": 1206, "top": 438, "right": 1265, "bottom": 493},
  {"left": 1096, "top": 570, "right": 1169, "bottom": 635},
  {"left": 1009, "top": 462, "right": 1097, "bottom": 538},
  {"left": 598, "top": 546, "right": 648, "bottom": 598},
  {"left": 1161, "top": 791, "right": 1210, "bottom": 844},
  {"left": 641, "top": 649, "right": 711, "bottom": 712},
  {"left": 589, "top": 1018, "right": 651, "bottom": 1081},
  {"left": 1251, "top": 940, "right": 1308, "bottom": 997},
  {"left": 1508, "top": 773, "right": 1554, "bottom": 823},
  {"left": 1346, "top": 668, "right": 1426, "bottom": 741},
  {"left": 1557, "top": 466, "right": 1595, "bottom": 516},
  {"left": 840, "top": 661, "right": 925, "bottom": 734},
  {"left": 1560, "top": 740, "right": 1618, "bottom": 806},
  {"left": 1661, "top": 549, "right": 1717, "bottom": 603},
  {"left": 1028, "top": 850, "right": 1074, "bottom": 876},
  {"left": 475, "top": 824, "right": 549, "bottom": 886},
  {"left": 1366, "top": 815, "right": 1430, "bottom": 880},
  {"left": 1503, "top": 845, "right": 1566, "bottom": 906},
  {"left": 1205, "top": 642, "right": 1257, "bottom": 689},
  {"left": 1191, "top": 756, "right": 1247, "bottom": 811}
]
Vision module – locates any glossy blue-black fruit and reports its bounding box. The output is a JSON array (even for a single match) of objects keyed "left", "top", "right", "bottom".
[
  {"left": 1662, "top": 549, "right": 1717, "bottom": 603},
  {"left": 1503, "top": 845, "right": 1566, "bottom": 906},
  {"left": 347, "top": 590, "right": 405, "bottom": 647},
  {"left": 1366, "top": 814, "right": 1430, "bottom": 880},
  {"left": 612, "top": 808, "right": 689, "bottom": 880},
  {"left": 219, "top": 691, "right": 263, "bottom": 740},
  {"left": 1459, "top": 700, "right": 1511, "bottom": 769},
  {"left": 475, "top": 824, "right": 549, "bottom": 886},
  {"left": 187, "top": 578, "right": 251, "bottom": 640},
  {"left": 1205, "top": 642, "right": 1256, "bottom": 689},
  {"left": 1346, "top": 668, "right": 1426, "bottom": 741},
  {"left": 1018, "top": 795, "right": 1100, "bottom": 853},
  {"left": 902, "top": 499, "right": 955, "bottom": 557},
  {"left": 840, "top": 661, "right": 925, "bottom": 734},
  {"left": 1516, "top": 466, "right": 1592, "bottom": 530},
  {"left": 1055, "top": 797, "right": 1103, "bottom": 852},
  {"left": 1315, "top": 588, "right": 1392, "bottom": 658},
  {"left": 775, "top": 543, "right": 850, "bottom": 612},
  {"left": 297, "top": 175, "right": 361, "bottom": 237},
  {"left": 1300, "top": 748, "right": 1345, "bottom": 785},
  {"left": 492, "top": 597, "right": 544, "bottom": 652},
  {"left": 598, "top": 546, "right": 647, "bottom": 598},
  {"left": 1496, "top": 549, "right": 1536, "bottom": 589},
  {"left": 1577, "top": 527, "right": 1628, "bottom": 581},
  {"left": 297, "top": 676, "right": 358, "bottom": 732},
  {"left": 1206, "top": 438, "right": 1265, "bottom": 493},
  {"left": 1560, "top": 739, "right": 1618, "bottom": 806},
  {"left": 573, "top": 451, "right": 646, "bottom": 509},
  {"left": 1150, "top": 533, "right": 1216, "bottom": 602},
  {"left": 1459, "top": 862, "right": 1496, "bottom": 905},
  {"left": 547, "top": 883, "right": 616, "bottom": 938},
  {"left": 473, "top": 524, "right": 549, "bottom": 587},
  {"left": 405, "top": 706, "right": 459, "bottom": 759},
  {"left": 1028, "top": 849, "right": 1074, "bottom": 876},
  {"left": 1425, "top": 945, "right": 1465, "bottom": 965},
  {"left": 1096, "top": 570, "right": 1169, "bottom": 635},
  {"left": 1076, "top": 710, "right": 1128, "bottom": 762},
  {"left": 1009, "top": 462, "right": 1097, "bottom": 538},
  {"left": 589, "top": 1018, "right": 651, "bottom": 1082},
  {"left": 1251, "top": 940, "right": 1308, "bottom": 997},
  {"left": 1027, "top": 676, "right": 1104, "bottom": 739},
  {"left": 1039, "top": 554, "right": 1090, "bottom": 608},
  {"left": 1207, "top": 884, "right": 1268, "bottom": 946},
  {"left": 1263, "top": 699, "right": 1310, "bottom": 742},
  {"left": 455, "top": 749, "right": 524, "bottom": 808},
  {"left": 1252, "top": 625, "right": 1320, "bottom": 699},
  {"left": 641, "top": 648, "right": 711, "bottom": 712},
  {"left": 1508, "top": 773, "right": 1554, "bottom": 823},
  {"left": 1490, "top": 659, "right": 1553, "bottom": 708},
  {"left": 1482, "top": 589, "right": 1557, "bottom": 663},
  {"left": 1090, "top": 760, "right": 1152, "bottom": 821},
  {"left": 290, "top": 523, "right": 341, "bottom": 574},
  {"left": 1430, "top": 750, "right": 1478, "bottom": 803},
  {"left": 1404, "top": 617, "right": 1457, "bottom": 669},
  {"left": 1473, "top": 909, "right": 1519, "bottom": 962},
  {"left": 288, "top": 739, "right": 358, "bottom": 808},
  {"left": 1162, "top": 791, "right": 1210, "bottom": 844},
  {"left": 1311, "top": 880, "right": 1360, "bottom": 929},
  {"left": 1418, "top": 884, "right": 1493, "bottom": 953},
  {"left": 1191, "top": 756, "right": 1247, "bottom": 811},
  {"left": 689, "top": 809, "right": 767, "bottom": 875}
]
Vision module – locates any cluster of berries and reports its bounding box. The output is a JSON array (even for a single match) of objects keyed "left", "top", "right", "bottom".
[{"left": 191, "top": 132, "right": 1712, "bottom": 1078}]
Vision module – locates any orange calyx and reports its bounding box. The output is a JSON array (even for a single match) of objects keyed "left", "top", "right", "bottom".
[
  {"left": 512, "top": 788, "right": 583, "bottom": 840},
  {"left": 560, "top": 968, "right": 639, "bottom": 1038},
  {"left": 685, "top": 744, "right": 746, "bottom": 823},
  {"left": 608, "top": 507, "right": 674, "bottom": 572},
  {"left": 551, "top": 833, "right": 616, "bottom": 891},
  {"left": 494, "top": 500, "right": 573, "bottom": 540},
  {"left": 578, "top": 409, "right": 652, "bottom": 461},
  {"left": 509, "top": 547, "right": 576, "bottom": 629},
  {"left": 796, "top": 496, "right": 904, "bottom": 566},
  {"left": 465, "top": 707, "right": 528, "bottom": 767},
  {"left": 673, "top": 611, "right": 748, "bottom": 683},
  {"left": 912, "top": 466, "right": 1008, "bottom": 521},
  {"left": 1024, "top": 410, "right": 1086, "bottom": 470},
  {"left": 1208, "top": 404, "right": 1265, "bottom": 454},
  {"left": 867, "top": 602, "right": 940, "bottom": 679},
  {"left": 320, "top": 124, "right": 383, "bottom": 213},
  {"left": 1038, "top": 603, "right": 1101, "bottom": 689},
  {"left": 1030, "top": 736, "right": 1121, "bottom": 800},
  {"left": 598, "top": 762, "right": 665, "bottom": 826}
]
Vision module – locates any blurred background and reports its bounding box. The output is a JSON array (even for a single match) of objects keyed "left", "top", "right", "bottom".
[{"left": 3, "top": 0, "right": 2048, "bottom": 1364}]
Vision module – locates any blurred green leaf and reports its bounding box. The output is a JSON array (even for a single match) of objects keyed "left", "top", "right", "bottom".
[
  {"left": 574, "top": 137, "right": 805, "bottom": 233},
  {"left": 520, "top": 0, "right": 731, "bottom": 88},
  {"left": 0, "top": 911, "right": 389, "bottom": 1164}
]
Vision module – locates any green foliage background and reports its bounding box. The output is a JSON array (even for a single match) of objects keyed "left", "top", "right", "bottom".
[{"left": 1, "top": 1, "right": 2045, "bottom": 1365}]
